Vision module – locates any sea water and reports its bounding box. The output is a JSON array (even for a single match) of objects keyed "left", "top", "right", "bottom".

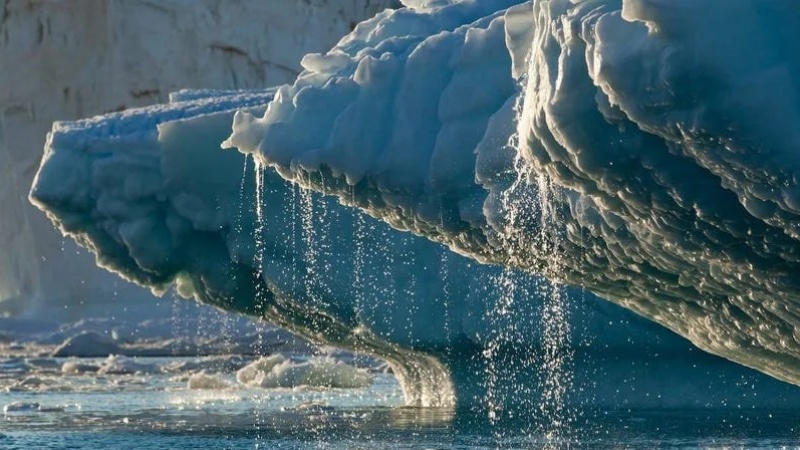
[{"left": 2, "top": 355, "right": 800, "bottom": 449}]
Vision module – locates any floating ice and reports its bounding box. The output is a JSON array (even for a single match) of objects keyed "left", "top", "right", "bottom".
[
  {"left": 97, "top": 355, "right": 158, "bottom": 375},
  {"left": 267, "top": 358, "right": 372, "bottom": 389},
  {"left": 236, "top": 355, "right": 288, "bottom": 385},
  {"left": 61, "top": 361, "right": 100, "bottom": 375},
  {"left": 29, "top": 1, "right": 800, "bottom": 411},
  {"left": 164, "top": 356, "right": 249, "bottom": 374},
  {"left": 239, "top": 356, "right": 372, "bottom": 390},
  {"left": 3, "top": 402, "right": 40, "bottom": 414},
  {"left": 51, "top": 332, "right": 121, "bottom": 358},
  {"left": 23, "top": 358, "right": 61, "bottom": 371},
  {"left": 187, "top": 372, "right": 230, "bottom": 390},
  {"left": 2, "top": 401, "right": 64, "bottom": 414}
]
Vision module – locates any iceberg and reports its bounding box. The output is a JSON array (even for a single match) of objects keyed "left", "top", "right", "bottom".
[
  {"left": 29, "top": 0, "right": 800, "bottom": 411},
  {"left": 227, "top": 0, "right": 800, "bottom": 392}
]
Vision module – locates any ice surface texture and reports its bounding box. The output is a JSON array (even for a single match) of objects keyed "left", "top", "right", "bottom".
[
  {"left": 35, "top": 88, "right": 800, "bottom": 409},
  {"left": 227, "top": 0, "right": 800, "bottom": 388},
  {"left": 30, "top": 0, "right": 800, "bottom": 409}
]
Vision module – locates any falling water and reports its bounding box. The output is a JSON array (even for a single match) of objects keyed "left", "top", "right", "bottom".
[
  {"left": 252, "top": 159, "right": 270, "bottom": 446},
  {"left": 253, "top": 160, "right": 268, "bottom": 314},
  {"left": 483, "top": 121, "right": 537, "bottom": 430},
  {"left": 438, "top": 249, "right": 452, "bottom": 362},
  {"left": 533, "top": 171, "right": 574, "bottom": 444},
  {"left": 170, "top": 291, "right": 187, "bottom": 356},
  {"left": 352, "top": 187, "right": 367, "bottom": 320},
  {"left": 233, "top": 155, "right": 252, "bottom": 257},
  {"left": 483, "top": 83, "right": 575, "bottom": 443},
  {"left": 299, "top": 180, "right": 322, "bottom": 312},
  {"left": 401, "top": 234, "right": 419, "bottom": 346},
  {"left": 483, "top": 265, "right": 538, "bottom": 433}
]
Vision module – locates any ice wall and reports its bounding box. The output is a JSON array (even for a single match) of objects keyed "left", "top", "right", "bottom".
[
  {"left": 227, "top": 0, "right": 800, "bottom": 391},
  {"left": 0, "top": 0, "right": 398, "bottom": 317}
]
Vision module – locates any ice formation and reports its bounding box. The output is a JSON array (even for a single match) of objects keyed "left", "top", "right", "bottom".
[
  {"left": 227, "top": 0, "right": 800, "bottom": 391},
  {"left": 50, "top": 331, "right": 121, "bottom": 358},
  {"left": 236, "top": 355, "right": 289, "bottom": 385},
  {"left": 96, "top": 355, "right": 159, "bottom": 375},
  {"left": 31, "top": 90, "right": 800, "bottom": 409},
  {"left": 29, "top": 0, "right": 800, "bottom": 410},
  {"left": 61, "top": 361, "right": 100, "bottom": 375}
]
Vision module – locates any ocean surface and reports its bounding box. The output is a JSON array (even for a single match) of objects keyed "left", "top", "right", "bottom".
[{"left": 2, "top": 355, "right": 800, "bottom": 450}]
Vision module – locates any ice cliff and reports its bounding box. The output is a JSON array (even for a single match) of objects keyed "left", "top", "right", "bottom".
[
  {"left": 29, "top": 0, "right": 800, "bottom": 410},
  {"left": 0, "top": 0, "right": 397, "bottom": 318}
]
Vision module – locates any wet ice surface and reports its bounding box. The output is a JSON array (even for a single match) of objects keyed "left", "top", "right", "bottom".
[{"left": 1, "top": 354, "right": 800, "bottom": 449}]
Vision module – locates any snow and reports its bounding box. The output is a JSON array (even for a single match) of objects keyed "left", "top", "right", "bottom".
[
  {"left": 27, "top": 0, "right": 800, "bottom": 410},
  {"left": 0, "top": 0, "right": 399, "bottom": 318}
]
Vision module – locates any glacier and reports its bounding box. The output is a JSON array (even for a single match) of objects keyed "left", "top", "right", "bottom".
[{"left": 29, "top": 0, "right": 800, "bottom": 410}]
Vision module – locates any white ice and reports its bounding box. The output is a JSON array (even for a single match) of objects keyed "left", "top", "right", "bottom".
[{"left": 238, "top": 356, "right": 372, "bottom": 389}]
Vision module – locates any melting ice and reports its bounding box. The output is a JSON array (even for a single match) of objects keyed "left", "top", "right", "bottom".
[{"left": 28, "top": 0, "right": 800, "bottom": 414}]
